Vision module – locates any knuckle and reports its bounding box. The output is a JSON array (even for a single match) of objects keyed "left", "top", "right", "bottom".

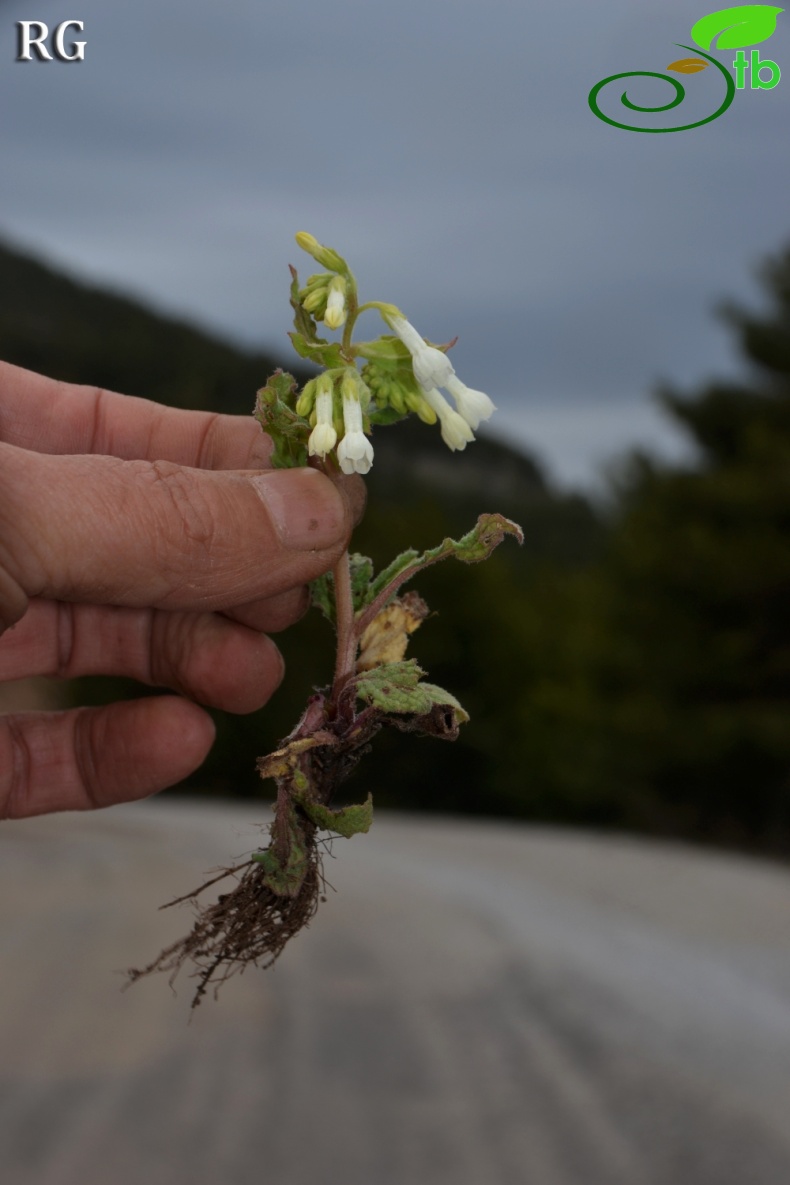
[
  {"left": 72, "top": 708, "right": 103, "bottom": 809},
  {"left": 0, "top": 563, "right": 29, "bottom": 636},
  {"left": 0, "top": 715, "right": 32, "bottom": 820},
  {"left": 195, "top": 413, "right": 223, "bottom": 469},
  {"left": 145, "top": 459, "right": 218, "bottom": 549}
]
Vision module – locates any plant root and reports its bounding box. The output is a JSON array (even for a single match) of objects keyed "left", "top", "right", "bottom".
[{"left": 127, "top": 841, "right": 323, "bottom": 1009}]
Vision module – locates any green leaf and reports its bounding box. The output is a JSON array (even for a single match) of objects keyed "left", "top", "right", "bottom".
[
  {"left": 418, "top": 683, "right": 470, "bottom": 724},
  {"left": 288, "top": 331, "right": 345, "bottom": 370},
  {"left": 355, "top": 660, "right": 468, "bottom": 722},
  {"left": 691, "top": 5, "right": 783, "bottom": 50},
  {"left": 297, "top": 793, "right": 373, "bottom": 838},
  {"left": 309, "top": 572, "right": 335, "bottom": 624},
  {"left": 364, "top": 549, "right": 420, "bottom": 607},
  {"left": 310, "top": 554, "right": 373, "bottom": 625},
  {"left": 361, "top": 514, "right": 524, "bottom": 613},
  {"left": 289, "top": 265, "right": 320, "bottom": 342},
  {"left": 350, "top": 553, "right": 375, "bottom": 609},
  {"left": 254, "top": 370, "right": 311, "bottom": 469}
]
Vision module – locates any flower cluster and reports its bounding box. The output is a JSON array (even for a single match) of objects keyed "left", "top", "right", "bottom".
[
  {"left": 297, "top": 369, "right": 374, "bottom": 475},
  {"left": 384, "top": 313, "right": 496, "bottom": 452},
  {"left": 298, "top": 272, "right": 348, "bottom": 330},
  {"left": 291, "top": 232, "right": 496, "bottom": 472}
]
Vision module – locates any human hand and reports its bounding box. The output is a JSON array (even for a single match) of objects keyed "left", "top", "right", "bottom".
[{"left": 0, "top": 361, "right": 364, "bottom": 819}]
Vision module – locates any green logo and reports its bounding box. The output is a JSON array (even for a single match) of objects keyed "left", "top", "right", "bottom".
[{"left": 589, "top": 4, "right": 783, "bottom": 132}]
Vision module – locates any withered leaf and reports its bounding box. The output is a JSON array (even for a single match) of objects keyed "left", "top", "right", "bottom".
[{"left": 357, "top": 590, "right": 429, "bottom": 671}]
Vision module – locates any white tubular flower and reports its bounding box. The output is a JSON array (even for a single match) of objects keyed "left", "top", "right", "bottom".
[
  {"left": 387, "top": 312, "right": 495, "bottom": 443},
  {"left": 388, "top": 314, "right": 453, "bottom": 391},
  {"left": 444, "top": 374, "right": 496, "bottom": 430},
  {"left": 337, "top": 378, "right": 374, "bottom": 475},
  {"left": 324, "top": 276, "right": 347, "bottom": 330},
  {"left": 307, "top": 387, "right": 337, "bottom": 459},
  {"left": 422, "top": 387, "right": 475, "bottom": 452}
]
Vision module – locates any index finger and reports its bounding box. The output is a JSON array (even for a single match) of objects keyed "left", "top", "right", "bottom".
[{"left": 0, "top": 360, "right": 273, "bottom": 471}]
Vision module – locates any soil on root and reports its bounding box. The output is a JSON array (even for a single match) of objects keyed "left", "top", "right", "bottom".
[{"left": 127, "top": 846, "right": 324, "bottom": 1008}]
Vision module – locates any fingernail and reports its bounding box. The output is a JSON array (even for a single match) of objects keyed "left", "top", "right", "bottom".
[{"left": 250, "top": 468, "right": 347, "bottom": 551}]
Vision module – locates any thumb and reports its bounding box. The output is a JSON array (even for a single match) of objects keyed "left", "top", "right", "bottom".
[{"left": 0, "top": 444, "right": 353, "bottom": 627}]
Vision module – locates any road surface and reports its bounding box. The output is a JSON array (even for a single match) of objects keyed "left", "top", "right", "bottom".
[{"left": 1, "top": 800, "right": 790, "bottom": 1185}]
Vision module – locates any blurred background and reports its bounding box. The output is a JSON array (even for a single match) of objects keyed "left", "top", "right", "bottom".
[
  {"left": 0, "top": 0, "right": 788, "bottom": 853},
  {"left": 1, "top": 2, "right": 790, "bottom": 1181}
]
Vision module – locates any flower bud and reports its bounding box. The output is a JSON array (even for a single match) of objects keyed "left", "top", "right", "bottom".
[
  {"left": 295, "top": 378, "right": 318, "bottom": 418},
  {"left": 304, "top": 272, "right": 332, "bottom": 291},
  {"left": 388, "top": 385, "right": 406, "bottom": 414},
  {"left": 415, "top": 398, "right": 438, "bottom": 425},
  {"left": 302, "top": 287, "right": 328, "bottom": 314},
  {"left": 295, "top": 232, "right": 347, "bottom": 274},
  {"left": 324, "top": 276, "right": 348, "bottom": 330}
]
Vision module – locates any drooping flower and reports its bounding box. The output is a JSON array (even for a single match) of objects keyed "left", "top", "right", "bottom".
[
  {"left": 444, "top": 375, "right": 496, "bottom": 431},
  {"left": 337, "top": 370, "right": 374, "bottom": 475},
  {"left": 387, "top": 314, "right": 454, "bottom": 391},
  {"left": 385, "top": 312, "right": 495, "bottom": 442},
  {"left": 307, "top": 377, "right": 337, "bottom": 459},
  {"left": 421, "top": 387, "right": 475, "bottom": 452}
]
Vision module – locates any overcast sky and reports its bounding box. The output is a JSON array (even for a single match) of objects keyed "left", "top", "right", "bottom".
[{"left": 1, "top": 0, "right": 788, "bottom": 489}]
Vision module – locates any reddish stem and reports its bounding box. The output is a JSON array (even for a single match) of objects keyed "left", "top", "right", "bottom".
[{"left": 332, "top": 549, "right": 357, "bottom": 691}]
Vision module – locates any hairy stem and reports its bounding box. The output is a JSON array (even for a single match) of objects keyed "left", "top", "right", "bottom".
[{"left": 332, "top": 549, "right": 357, "bottom": 690}]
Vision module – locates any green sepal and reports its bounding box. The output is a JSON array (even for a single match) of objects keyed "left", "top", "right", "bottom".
[
  {"left": 254, "top": 370, "right": 311, "bottom": 469},
  {"left": 296, "top": 792, "right": 373, "bottom": 838},
  {"left": 367, "top": 404, "right": 409, "bottom": 426},
  {"left": 289, "top": 331, "right": 346, "bottom": 370},
  {"left": 355, "top": 659, "right": 468, "bottom": 722},
  {"left": 355, "top": 336, "right": 412, "bottom": 362}
]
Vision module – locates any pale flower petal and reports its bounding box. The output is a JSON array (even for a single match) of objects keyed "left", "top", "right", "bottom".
[
  {"left": 388, "top": 314, "right": 453, "bottom": 392},
  {"left": 444, "top": 375, "right": 496, "bottom": 430},
  {"left": 324, "top": 284, "right": 346, "bottom": 330},
  {"left": 422, "top": 387, "right": 475, "bottom": 452},
  {"left": 337, "top": 382, "right": 374, "bottom": 474},
  {"left": 307, "top": 388, "right": 337, "bottom": 458},
  {"left": 337, "top": 433, "right": 374, "bottom": 474},
  {"left": 308, "top": 422, "right": 337, "bottom": 457}
]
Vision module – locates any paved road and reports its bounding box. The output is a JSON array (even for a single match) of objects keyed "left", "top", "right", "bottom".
[{"left": 1, "top": 801, "right": 790, "bottom": 1185}]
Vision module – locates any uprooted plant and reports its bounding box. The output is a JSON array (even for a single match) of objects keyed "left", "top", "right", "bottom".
[{"left": 128, "top": 233, "right": 522, "bottom": 1006}]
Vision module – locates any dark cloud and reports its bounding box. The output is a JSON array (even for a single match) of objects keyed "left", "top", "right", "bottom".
[{"left": 0, "top": 0, "right": 787, "bottom": 486}]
